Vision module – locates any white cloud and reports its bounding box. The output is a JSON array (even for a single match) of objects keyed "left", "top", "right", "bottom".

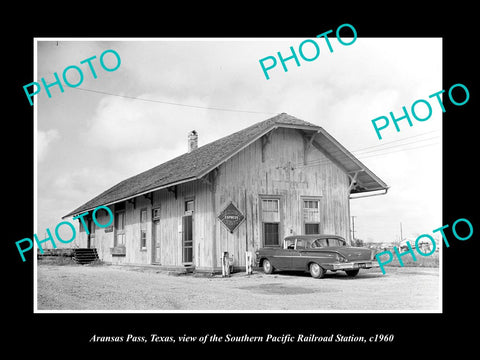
[
  {"left": 85, "top": 94, "right": 216, "bottom": 152},
  {"left": 83, "top": 92, "right": 270, "bottom": 171},
  {"left": 37, "top": 129, "right": 59, "bottom": 161},
  {"left": 36, "top": 38, "right": 443, "bottom": 246}
]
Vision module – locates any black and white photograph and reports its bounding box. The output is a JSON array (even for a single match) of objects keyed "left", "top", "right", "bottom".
[
  {"left": 33, "top": 37, "right": 442, "bottom": 312},
  {"left": 6, "top": 8, "right": 477, "bottom": 353}
]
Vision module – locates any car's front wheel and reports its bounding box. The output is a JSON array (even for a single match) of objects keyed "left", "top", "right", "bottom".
[
  {"left": 309, "top": 263, "right": 325, "bottom": 279},
  {"left": 262, "top": 259, "right": 274, "bottom": 274}
]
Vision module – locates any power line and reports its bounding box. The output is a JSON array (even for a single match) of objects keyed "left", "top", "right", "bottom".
[
  {"left": 317, "top": 131, "right": 439, "bottom": 157},
  {"left": 294, "top": 131, "right": 440, "bottom": 168},
  {"left": 295, "top": 134, "right": 441, "bottom": 169},
  {"left": 67, "top": 86, "right": 441, "bottom": 164},
  {"left": 70, "top": 87, "right": 277, "bottom": 115},
  {"left": 352, "top": 133, "right": 440, "bottom": 155},
  {"left": 354, "top": 137, "right": 439, "bottom": 155},
  {"left": 355, "top": 141, "right": 440, "bottom": 160},
  {"left": 295, "top": 142, "right": 439, "bottom": 169}
]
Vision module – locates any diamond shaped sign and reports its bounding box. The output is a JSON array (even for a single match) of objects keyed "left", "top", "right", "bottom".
[{"left": 218, "top": 202, "right": 245, "bottom": 233}]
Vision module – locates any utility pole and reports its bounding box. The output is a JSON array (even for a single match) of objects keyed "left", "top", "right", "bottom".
[
  {"left": 400, "top": 222, "right": 403, "bottom": 244},
  {"left": 351, "top": 216, "right": 356, "bottom": 243}
]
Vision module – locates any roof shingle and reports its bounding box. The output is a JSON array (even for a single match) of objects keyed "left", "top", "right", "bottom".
[{"left": 64, "top": 113, "right": 318, "bottom": 217}]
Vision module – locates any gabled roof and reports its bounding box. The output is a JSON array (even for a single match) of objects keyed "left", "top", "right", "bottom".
[{"left": 64, "top": 113, "right": 388, "bottom": 218}]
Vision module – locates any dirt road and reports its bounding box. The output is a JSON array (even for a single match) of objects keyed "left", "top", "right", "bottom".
[{"left": 36, "top": 264, "right": 440, "bottom": 311}]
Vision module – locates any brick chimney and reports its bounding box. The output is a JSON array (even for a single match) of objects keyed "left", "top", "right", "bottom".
[{"left": 188, "top": 130, "right": 198, "bottom": 152}]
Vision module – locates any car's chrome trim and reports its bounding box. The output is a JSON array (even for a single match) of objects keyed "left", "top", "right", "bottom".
[
  {"left": 272, "top": 255, "right": 333, "bottom": 259},
  {"left": 326, "top": 261, "right": 380, "bottom": 270}
]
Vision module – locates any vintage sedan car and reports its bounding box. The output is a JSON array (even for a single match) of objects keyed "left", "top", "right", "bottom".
[{"left": 255, "top": 235, "right": 379, "bottom": 278}]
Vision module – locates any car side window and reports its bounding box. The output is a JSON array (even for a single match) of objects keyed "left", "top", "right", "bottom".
[
  {"left": 327, "top": 238, "right": 346, "bottom": 246},
  {"left": 312, "top": 239, "right": 327, "bottom": 247},
  {"left": 296, "top": 239, "right": 309, "bottom": 249}
]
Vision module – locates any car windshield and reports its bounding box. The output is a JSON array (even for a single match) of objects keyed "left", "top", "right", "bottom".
[
  {"left": 311, "top": 238, "right": 346, "bottom": 248},
  {"left": 284, "top": 239, "right": 296, "bottom": 249}
]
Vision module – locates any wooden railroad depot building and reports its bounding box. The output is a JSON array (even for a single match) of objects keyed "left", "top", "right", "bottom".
[{"left": 64, "top": 113, "right": 388, "bottom": 273}]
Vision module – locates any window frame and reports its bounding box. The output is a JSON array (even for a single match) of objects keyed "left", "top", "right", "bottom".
[
  {"left": 152, "top": 207, "right": 160, "bottom": 221},
  {"left": 140, "top": 208, "right": 147, "bottom": 251},
  {"left": 259, "top": 195, "right": 283, "bottom": 247},
  {"left": 263, "top": 222, "right": 280, "bottom": 247},
  {"left": 185, "top": 199, "right": 195, "bottom": 213},
  {"left": 261, "top": 198, "right": 279, "bottom": 212},
  {"left": 302, "top": 197, "right": 321, "bottom": 235},
  {"left": 114, "top": 204, "right": 126, "bottom": 248},
  {"left": 305, "top": 223, "right": 320, "bottom": 235}
]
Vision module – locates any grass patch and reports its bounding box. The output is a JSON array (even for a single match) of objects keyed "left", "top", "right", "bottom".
[
  {"left": 85, "top": 259, "right": 105, "bottom": 266},
  {"left": 37, "top": 255, "right": 78, "bottom": 266},
  {"left": 381, "top": 251, "right": 439, "bottom": 268},
  {"left": 38, "top": 256, "right": 105, "bottom": 266}
]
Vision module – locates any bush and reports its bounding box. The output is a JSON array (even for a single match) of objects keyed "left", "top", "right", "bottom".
[{"left": 385, "top": 251, "right": 439, "bottom": 268}]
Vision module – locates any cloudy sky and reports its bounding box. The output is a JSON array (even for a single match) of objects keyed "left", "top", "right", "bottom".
[{"left": 35, "top": 37, "right": 442, "bottom": 244}]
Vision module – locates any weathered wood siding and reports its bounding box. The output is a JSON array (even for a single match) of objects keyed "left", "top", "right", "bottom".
[
  {"left": 74, "top": 127, "right": 350, "bottom": 271},
  {"left": 80, "top": 180, "right": 214, "bottom": 269},
  {"left": 151, "top": 180, "right": 216, "bottom": 271},
  {"left": 213, "top": 127, "right": 350, "bottom": 268}
]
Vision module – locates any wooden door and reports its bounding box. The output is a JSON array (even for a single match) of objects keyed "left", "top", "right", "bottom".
[
  {"left": 182, "top": 215, "right": 193, "bottom": 264},
  {"left": 88, "top": 218, "right": 96, "bottom": 249},
  {"left": 153, "top": 220, "right": 161, "bottom": 264},
  {"left": 114, "top": 211, "right": 126, "bottom": 246},
  {"left": 87, "top": 218, "right": 92, "bottom": 249}
]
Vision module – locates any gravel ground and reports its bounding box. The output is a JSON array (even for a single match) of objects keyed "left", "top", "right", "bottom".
[{"left": 36, "top": 263, "right": 440, "bottom": 311}]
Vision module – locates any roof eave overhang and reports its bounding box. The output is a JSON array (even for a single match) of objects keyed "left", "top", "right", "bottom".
[
  {"left": 62, "top": 176, "right": 197, "bottom": 219},
  {"left": 349, "top": 187, "right": 390, "bottom": 199},
  {"left": 197, "top": 123, "right": 322, "bottom": 179},
  {"left": 306, "top": 128, "right": 389, "bottom": 194},
  {"left": 197, "top": 123, "right": 388, "bottom": 194},
  {"left": 65, "top": 122, "right": 389, "bottom": 218}
]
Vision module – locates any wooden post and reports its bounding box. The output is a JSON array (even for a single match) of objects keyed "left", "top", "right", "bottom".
[
  {"left": 245, "top": 189, "right": 248, "bottom": 252},
  {"left": 221, "top": 251, "right": 230, "bottom": 277},
  {"left": 245, "top": 251, "right": 252, "bottom": 275}
]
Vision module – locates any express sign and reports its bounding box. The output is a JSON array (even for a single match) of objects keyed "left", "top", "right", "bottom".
[{"left": 218, "top": 202, "right": 245, "bottom": 233}]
